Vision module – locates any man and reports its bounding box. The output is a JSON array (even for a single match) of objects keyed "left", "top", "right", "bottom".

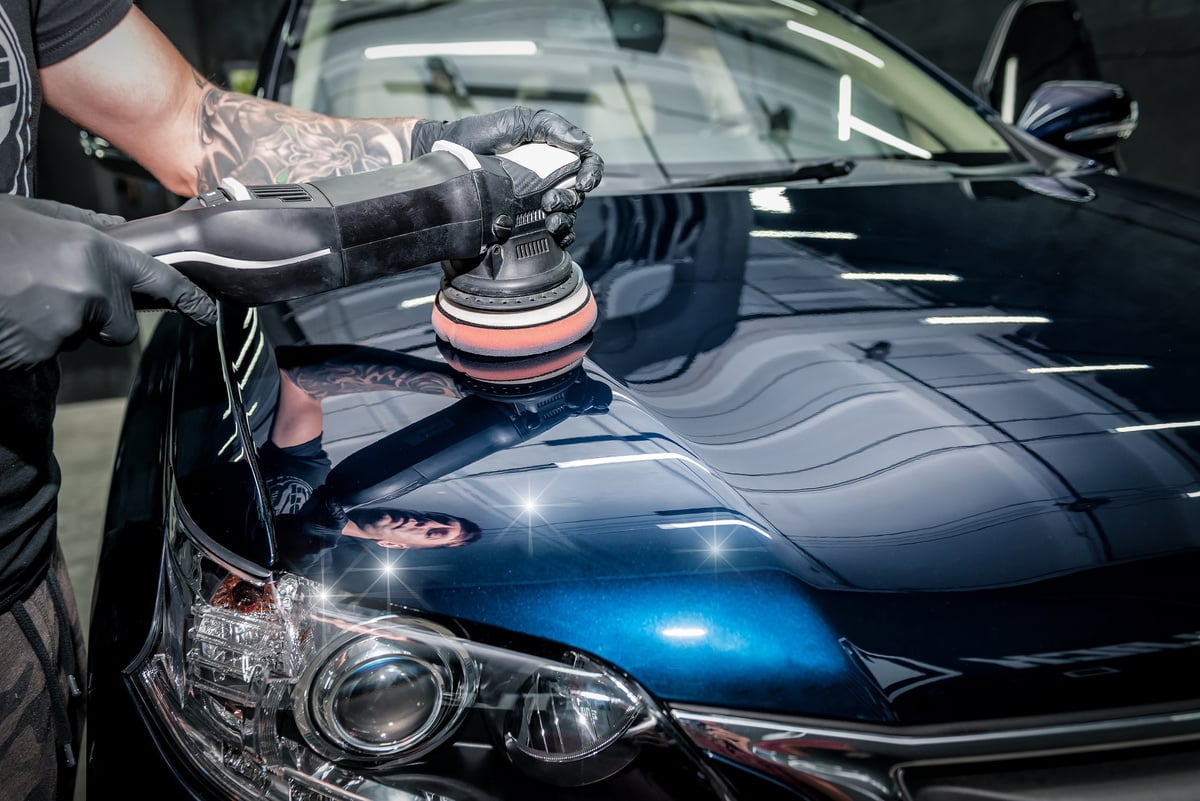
[
  {"left": 273, "top": 505, "right": 483, "bottom": 574},
  {"left": 0, "top": 3, "right": 602, "bottom": 799},
  {"left": 342, "top": 508, "right": 481, "bottom": 550},
  {"left": 261, "top": 344, "right": 482, "bottom": 569},
  {"left": 263, "top": 344, "right": 467, "bottom": 519}
]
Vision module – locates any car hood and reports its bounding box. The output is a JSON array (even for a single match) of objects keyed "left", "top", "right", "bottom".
[{"left": 265, "top": 169, "right": 1200, "bottom": 726}]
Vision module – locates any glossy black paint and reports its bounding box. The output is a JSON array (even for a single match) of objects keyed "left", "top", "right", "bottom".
[
  {"left": 88, "top": 171, "right": 1200, "bottom": 801},
  {"left": 425, "top": 170, "right": 1200, "bottom": 723},
  {"left": 190, "top": 170, "right": 1200, "bottom": 723},
  {"left": 565, "top": 171, "right": 1200, "bottom": 720},
  {"left": 87, "top": 313, "right": 211, "bottom": 797}
]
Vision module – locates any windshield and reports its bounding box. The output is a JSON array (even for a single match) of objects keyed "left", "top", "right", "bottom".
[{"left": 287, "top": 0, "right": 1014, "bottom": 188}]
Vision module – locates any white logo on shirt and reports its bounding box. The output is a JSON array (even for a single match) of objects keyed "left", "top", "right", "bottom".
[
  {"left": 0, "top": 5, "right": 32, "bottom": 194},
  {"left": 268, "top": 476, "right": 315, "bottom": 516}
]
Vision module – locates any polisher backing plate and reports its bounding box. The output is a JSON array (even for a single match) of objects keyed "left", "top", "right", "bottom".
[
  {"left": 438, "top": 334, "right": 593, "bottom": 385},
  {"left": 431, "top": 279, "right": 597, "bottom": 358}
]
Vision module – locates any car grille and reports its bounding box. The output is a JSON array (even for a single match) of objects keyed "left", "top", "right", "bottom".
[
  {"left": 903, "top": 740, "right": 1200, "bottom": 801},
  {"left": 670, "top": 703, "right": 1200, "bottom": 801}
]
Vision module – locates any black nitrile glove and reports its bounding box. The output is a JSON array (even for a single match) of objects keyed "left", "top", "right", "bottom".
[
  {"left": 309, "top": 484, "right": 351, "bottom": 535},
  {"left": 0, "top": 195, "right": 217, "bottom": 371},
  {"left": 410, "top": 106, "right": 604, "bottom": 248}
]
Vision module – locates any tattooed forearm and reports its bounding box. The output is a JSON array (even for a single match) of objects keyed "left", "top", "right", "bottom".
[
  {"left": 285, "top": 363, "right": 462, "bottom": 400},
  {"left": 194, "top": 78, "right": 420, "bottom": 191}
]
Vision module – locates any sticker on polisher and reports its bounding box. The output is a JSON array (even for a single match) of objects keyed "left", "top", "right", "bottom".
[{"left": 496, "top": 143, "right": 579, "bottom": 187}]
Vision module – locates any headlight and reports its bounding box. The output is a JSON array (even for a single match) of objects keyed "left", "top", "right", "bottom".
[
  {"left": 295, "top": 616, "right": 477, "bottom": 764},
  {"left": 501, "top": 651, "right": 644, "bottom": 785},
  {"left": 129, "top": 515, "right": 715, "bottom": 800}
]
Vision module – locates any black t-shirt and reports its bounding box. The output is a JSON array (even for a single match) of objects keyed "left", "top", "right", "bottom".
[
  {"left": 259, "top": 435, "right": 333, "bottom": 518},
  {"left": 0, "top": 0, "right": 132, "bottom": 606}
]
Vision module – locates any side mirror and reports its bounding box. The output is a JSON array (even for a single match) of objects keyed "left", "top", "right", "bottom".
[
  {"left": 1016, "top": 80, "right": 1138, "bottom": 159},
  {"left": 974, "top": 0, "right": 1100, "bottom": 123}
]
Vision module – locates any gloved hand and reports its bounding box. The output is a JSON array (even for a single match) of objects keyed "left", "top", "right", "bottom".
[
  {"left": 0, "top": 195, "right": 217, "bottom": 371},
  {"left": 410, "top": 106, "right": 604, "bottom": 248},
  {"left": 302, "top": 484, "right": 352, "bottom": 540}
]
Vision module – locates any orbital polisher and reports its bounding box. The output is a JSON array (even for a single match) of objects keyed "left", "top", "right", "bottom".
[{"left": 107, "top": 141, "right": 598, "bottom": 362}]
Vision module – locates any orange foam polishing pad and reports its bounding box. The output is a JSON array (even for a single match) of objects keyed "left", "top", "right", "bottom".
[{"left": 432, "top": 292, "right": 597, "bottom": 358}]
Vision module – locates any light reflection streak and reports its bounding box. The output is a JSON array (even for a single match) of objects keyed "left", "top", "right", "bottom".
[
  {"left": 749, "top": 187, "right": 793, "bottom": 213},
  {"left": 751, "top": 229, "right": 857, "bottom": 240},
  {"left": 399, "top": 294, "right": 436, "bottom": 309},
  {"left": 662, "top": 626, "right": 708, "bottom": 639},
  {"left": 556, "top": 453, "right": 711, "bottom": 472},
  {"left": 1113, "top": 420, "right": 1200, "bottom": 434},
  {"left": 364, "top": 41, "right": 537, "bottom": 59},
  {"left": 922, "top": 315, "right": 1051, "bottom": 325},
  {"left": 1026, "top": 364, "right": 1150, "bottom": 374},
  {"left": 1186, "top": 491, "right": 1200, "bottom": 499},
  {"left": 217, "top": 429, "right": 238, "bottom": 456},
  {"left": 840, "top": 272, "right": 960, "bottom": 282},
  {"left": 233, "top": 309, "right": 259, "bottom": 370},
  {"left": 1020, "top": 103, "right": 1070, "bottom": 129},
  {"left": 837, "top": 75, "right": 931, "bottom": 159},
  {"left": 770, "top": 0, "right": 818, "bottom": 16},
  {"left": 658, "top": 519, "right": 773, "bottom": 539},
  {"left": 1001, "top": 55, "right": 1018, "bottom": 124},
  {"left": 238, "top": 332, "right": 266, "bottom": 391},
  {"left": 787, "top": 21, "right": 883, "bottom": 68}
]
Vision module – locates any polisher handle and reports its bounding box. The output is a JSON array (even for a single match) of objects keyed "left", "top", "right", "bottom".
[
  {"left": 106, "top": 150, "right": 506, "bottom": 307},
  {"left": 106, "top": 142, "right": 582, "bottom": 310},
  {"left": 109, "top": 179, "right": 345, "bottom": 308}
]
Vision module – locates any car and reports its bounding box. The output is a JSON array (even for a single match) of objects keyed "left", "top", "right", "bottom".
[{"left": 85, "top": 0, "right": 1200, "bottom": 799}]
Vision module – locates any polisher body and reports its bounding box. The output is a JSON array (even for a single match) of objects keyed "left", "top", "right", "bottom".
[{"left": 106, "top": 142, "right": 596, "bottom": 358}]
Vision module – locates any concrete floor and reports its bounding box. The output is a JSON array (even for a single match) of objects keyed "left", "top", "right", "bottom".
[
  {"left": 56, "top": 397, "right": 126, "bottom": 644},
  {"left": 55, "top": 396, "right": 128, "bottom": 801}
]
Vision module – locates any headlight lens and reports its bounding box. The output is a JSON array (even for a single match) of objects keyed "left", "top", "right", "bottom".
[
  {"left": 129, "top": 522, "right": 702, "bottom": 800},
  {"left": 296, "top": 617, "right": 477, "bottom": 763},
  {"left": 502, "top": 652, "right": 645, "bottom": 785}
]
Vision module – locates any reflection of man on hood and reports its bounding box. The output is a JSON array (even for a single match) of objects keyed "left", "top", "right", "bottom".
[
  {"left": 260, "top": 345, "right": 479, "bottom": 569},
  {"left": 262, "top": 344, "right": 463, "bottom": 515},
  {"left": 336, "top": 507, "right": 480, "bottom": 550},
  {"left": 272, "top": 494, "right": 481, "bottom": 573}
]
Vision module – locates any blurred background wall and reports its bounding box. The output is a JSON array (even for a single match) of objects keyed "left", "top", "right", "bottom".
[
  {"left": 39, "top": 0, "right": 283, "bottom": 402},
  {"left": 850, "top": 0, "right": 1200, "bottom": 197},
  {"left": 36, "top": 0, "right": 1200, "bottom": 402}
]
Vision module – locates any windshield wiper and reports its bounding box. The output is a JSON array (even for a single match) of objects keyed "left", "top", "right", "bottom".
[
  {"left": 944, "top": 161, "right": 1048, "bottom": 178},
  {"left": 843, "top": 155, "right": 1046, "bottom": 178},
  {"left": 666, "top": 159, "right": 856, "bottom": 189}
]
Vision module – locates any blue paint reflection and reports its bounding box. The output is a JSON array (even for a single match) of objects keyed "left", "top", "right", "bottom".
[{"left": 317, "top": 518, "right": 873, "bottom": 716}]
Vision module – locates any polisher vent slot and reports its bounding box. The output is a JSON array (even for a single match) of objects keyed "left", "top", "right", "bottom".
[
  {"left": 516, "top": 209, "right": 545, "bottom": 226},
  {"left": 248, "top": 184, "right": 313, "bottom": 202},
  {"left": 516, "top": 239, "right": 551, "bottom": 260}
]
